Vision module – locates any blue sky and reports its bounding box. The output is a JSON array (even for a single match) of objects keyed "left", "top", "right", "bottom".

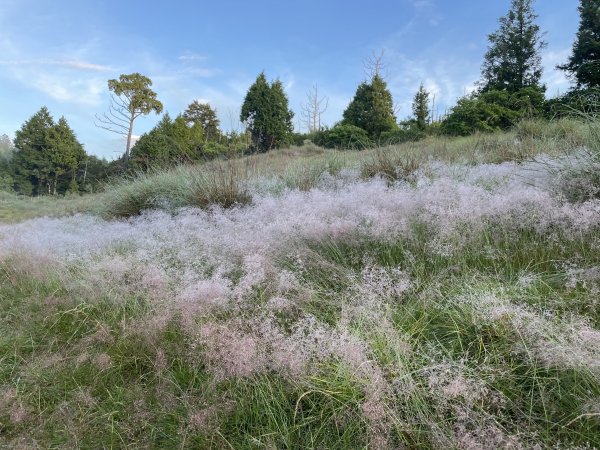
[{"left": 0, "top": 0, "right": 580, "bottom": 159}]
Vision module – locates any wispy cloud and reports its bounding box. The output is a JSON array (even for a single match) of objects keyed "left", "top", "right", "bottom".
[
  {"left": 0, "top": 58, "right": 112, "bottom": 71},
  {"left": 178, "top": 51, "right": 208, "bottom": 62}
]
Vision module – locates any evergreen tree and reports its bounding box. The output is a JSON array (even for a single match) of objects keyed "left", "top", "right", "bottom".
[
  {"left": 13, "top": 108, "right": 86, "bottom": 195},
  {"left": 13, "top": 107, "right": 55, "bottom": 195},
  {"left": 558, "top": 0, "right": 600, "bottom": 88},
  {"left": 342, "top": 74, "right": 397, "bottom": 139},
  {"left": 240, "top": 72, "right": 294, "bottom": 152},
  {"left": 130, "top": 113, "right": 205, "bottom": 170},
  {"left": 183, "top": 101, "right": 221, "bottom": 140},
  {"left": 45, "top": 117, "right": 86, "bottom": 194},
  {"left": 412, "top": 83, "right": 430, "bottom": 130},
  {"left": 0, "top": 134, "right": 15, "bottom": 191},
  {"left": 480, "top": 0, "right": 546, "bottom": 93}
]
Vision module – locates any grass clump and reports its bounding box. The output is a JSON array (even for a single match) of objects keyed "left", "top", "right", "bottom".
[
  {"left": 102, "top": 161, "right": 251, "bottom": 218},
  {"left": 360, "top": 149, "right": 419, "bottom": 184}
]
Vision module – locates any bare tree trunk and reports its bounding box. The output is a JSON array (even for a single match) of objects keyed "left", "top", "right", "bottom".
[
  {"left": 124, "top": 114, "right": 135, "bottom": 170},
  {"left": 83, "top": 159, "right": 88, "bottom": 185}
]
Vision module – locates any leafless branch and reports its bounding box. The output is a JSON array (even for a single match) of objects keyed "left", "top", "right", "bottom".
[
  {"left": 364, "top": 49, "right": 388, "bottom": 79},
  {"left": 301, "top": 84, "right": 328, "bottom": 133}
]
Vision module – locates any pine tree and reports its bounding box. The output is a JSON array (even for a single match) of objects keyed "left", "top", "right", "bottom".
[
  {"left": 558, "top": 0, "right": 600, "bottom": 88},
  {"left": 342, "top": 74, "right": 397, "bottom": 139},
  {"left": 480, "top": 0, "right": 546, "bottom": 93},
  {"left": 13, "top": 107, "right": 55, "bottom": 195},
  {"left": 240, "top": 72, "right": 294, "bottom": 152},
  {"left": 183, "top": 101, "right": 221, "bottom": 140},
  {"left": 412, "top": 83, "right": 430, "bottom": 130},
  {"left": 45, "top": 117, "right": 86, "bottom": 194}
]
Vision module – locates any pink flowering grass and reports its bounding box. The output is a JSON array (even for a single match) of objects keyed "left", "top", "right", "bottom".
[{"left": 1, "top": 152, "right": 600, "bottom": 448}]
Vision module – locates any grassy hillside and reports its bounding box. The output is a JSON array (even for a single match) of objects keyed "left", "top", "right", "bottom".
[{"left": 1, "top": 119, "right": 600, "bottom": 449}]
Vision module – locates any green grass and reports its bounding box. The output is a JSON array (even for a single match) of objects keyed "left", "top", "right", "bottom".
[
  {"left": 0, "top": 118, "right": 592, "bottom": 222},
  {"left": 2, "top": 119, "right": 600, "bottom": 448}
]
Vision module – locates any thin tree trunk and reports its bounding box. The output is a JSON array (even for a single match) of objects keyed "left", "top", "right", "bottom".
[{"left": 124, "top": 114, "right": 135, "bottom": 170}]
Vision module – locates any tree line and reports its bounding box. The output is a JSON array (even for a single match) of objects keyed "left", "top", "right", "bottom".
[{"left": 1, "top": 0, "right": 598, "bottom": 195}]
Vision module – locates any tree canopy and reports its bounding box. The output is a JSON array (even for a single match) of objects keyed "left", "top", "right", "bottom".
[
  {"left": 96, "top": 73, "right": 163, "bottom": 169},
  {"left": 558, "top": 0, "right": 600, "bottom": 89},
  {"left": 480, "top": 0, "right": 546, "bottom": 94},
  {"left": 240, "top": 72, "right": 294, "bottom": 152},
  {"left": 342, "top": 74, "right": 397, "bottom": 139}
]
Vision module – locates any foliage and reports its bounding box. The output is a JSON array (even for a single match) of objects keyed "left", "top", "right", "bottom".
[
  {"left": 558, "top": 0, "right": 600, "bottom": 88},
  {"left": 380, "top": 124, "right": 426, "bottom": 144},
  {"left": 544, "top": 87, "right": 600, "bottom": 118},
  {"left": 44, "top": 117, "right": 86, "bottom": 194},
  {"left": 240, "top": 73, "right": 294, "bottom": 153},
  {"left": 315, "top": 124, "right": 371, "bottom": 149},
  {"left": 97, "top": 73, "right": 163, "bottom": 168},
  {"left": 412, "top": 83, "right": 430, "bottom": 130},
  {"left": 342, "top": 74, "right": 397, "bottom": 139},
  {"left": 130, "top": 113, "right": 205, "bottom": 170},
  {"left": 0, "top": 134, "right": 15, "bottom": 191},
  {"left": 183, "top": 100, "right": 221, "bottom": 140},
  {"left": 480, "top": 0, "right": 546, "bottom": 93},
  {"left": 442, "top": 88, "right": 545, "bottom": 136}
]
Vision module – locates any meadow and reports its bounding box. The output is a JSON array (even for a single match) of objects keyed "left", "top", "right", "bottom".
[{"left": 1, "top": 119, "right": 600, "bottom": 449}]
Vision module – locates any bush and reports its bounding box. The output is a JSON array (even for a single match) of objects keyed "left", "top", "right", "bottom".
[
  {"left": 380, "top": 126, "right": 426, "bottom": 145},
  {"left": 316, "top": 124, "right": 371, "bottom": 149},
  {"left": 544, "top": 88, "right": 600, "bottom": 119},
  {"left": 442, "top": 88, "right": 545, "bottom": 136}
]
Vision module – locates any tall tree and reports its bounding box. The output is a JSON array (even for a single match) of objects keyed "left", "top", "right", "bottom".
[
  {"left": 0, "top": 134, "right": 14, "bottom": 160},
  {"left": 342, "top": 74, "right": 397, "bottom": 139},
  {"left": 13, "top": 107, "right": 55, "bottom": 195},
  {"left": 95, "top": 73, "right": 163, "bottom": 169},
  {"left": 240, "top": 72, "right": 294, "bottom": 152},
  {"left": 0, "top": 134, "right": 15, "bottom": 192},
  {"left": 183, "top": 101, "right": 221, "bottom": 140},
  {"left": 412, "top": 83, "right": 430, "bottom": 130},
  {"left": 301, "top": 84, "right": 328, "bottom": 133},
  {"left": 480, "top": 0, "right": 546, "bottom": 93},
  {"left": 45, "top": 117, "right": 86, "bottom": 194},
  {"left": 558, "top": 0, "right": 600, "bottom": 88}
]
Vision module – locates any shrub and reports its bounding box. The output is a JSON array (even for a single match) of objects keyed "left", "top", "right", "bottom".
[
  {"left": 318, "top": 124, "right": 371, "bottom": 149},
  {"left": 442, "top": 88, "right": 545, "bottom": 136},
  {"left": 380, "top": 127, "right": 425, "bottom": 145}
]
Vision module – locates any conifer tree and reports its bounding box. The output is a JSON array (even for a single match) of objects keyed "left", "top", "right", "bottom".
[
  {"left": 13, "top": 107, "right": 55, "bottom": 195},
  {"left": 342, "top": 74, "right": 397, "bottom": 139},
  {"left": 412, "top": 83, "right": 430, "bottom": 130},
  {"left": 240, "top": 72, "right": 294, "bottom": 152},
  {"left": 45, "top": 117, "right": 86, "bottom": 194},
  {"left": 558, "top": 0, "right": 600, "bottom": 88},
  {"left": 13, "top": 108, "right": 86, "bottom": 195},
  {"left": 480, "top": 0, "right": 546, "bottom": 93},
  {"left": 183, "top": 101, "right": 221, "bottom": 140}
]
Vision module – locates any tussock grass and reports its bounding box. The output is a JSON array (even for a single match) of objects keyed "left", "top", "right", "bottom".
[
  {"left": 2, "top": 119, "right": 600, "bottom": 448},
  {"left": 101, "top": 161, "right": 252, "bottom": 218}
]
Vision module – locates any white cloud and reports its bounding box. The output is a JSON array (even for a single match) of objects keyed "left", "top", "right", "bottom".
[
  {"left": 542, "top": 48, "right": 572, "bottom": 96},
  {"left": 0, "top": 58, "right": 112, "bottom": 71},
  {"left": 178, "top": 51, "right": 208, "bottom": 62}
]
